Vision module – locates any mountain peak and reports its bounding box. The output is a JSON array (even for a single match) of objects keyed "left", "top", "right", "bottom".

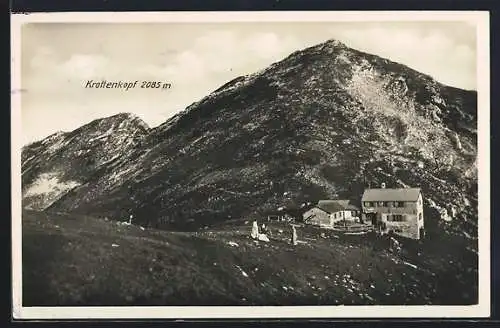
[
  {"left": 324, "top": 39, "right": 348, "bottom": 48},
  {"left": 99, "top": 112, "right": 149, "bottom": 128},
  {"left": 79, "top": 112, "right": 150, "bottom": 134},
  {"left": 109, "top": 112, "right": 140, "bottom": 120}
]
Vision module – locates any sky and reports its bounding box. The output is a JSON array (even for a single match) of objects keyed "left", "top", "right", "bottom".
[{"left": 20, "top": 21, "right": 477, "bottom": 145}]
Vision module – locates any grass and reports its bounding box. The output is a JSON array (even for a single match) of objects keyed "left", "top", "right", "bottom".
[{"left": 22, "top": 209, "right": 477, "bottom": 306}]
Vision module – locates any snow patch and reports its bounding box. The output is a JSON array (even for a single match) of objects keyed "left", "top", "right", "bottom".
[
  {"left": 45, "top": 137, "right": 69, "bottom": 154},
  {"left": 24, "top": 173, "right": 80, "bottom": 197},
  {"left": 235, "top": 265, "right": 249, "bottom": 278},
  {"left": 106, "top": 164, "right": 138, "bottom": 185},
  {"left": 23, "top": 155, "right": 35, "bottom": 163},
  {"left": 191, "top": 136, "right": 204, "bottom": 145}
]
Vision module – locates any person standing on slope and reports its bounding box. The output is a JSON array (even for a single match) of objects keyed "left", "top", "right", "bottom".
[
  {"left": 291, "top": 224, "right": 298, "bottom": 246},
  {"left": 251, "top": 220, "right": 259, "bottom": 239}
]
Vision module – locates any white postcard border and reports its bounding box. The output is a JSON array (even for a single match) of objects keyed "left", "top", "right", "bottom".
[{"left": 11, "top": 10, "right": 491, "bottom": 319}]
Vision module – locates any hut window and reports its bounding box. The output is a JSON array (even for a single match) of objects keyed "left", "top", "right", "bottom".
[
  {"left": 392, "top": 215, "right": 404, "bottom": 222},
  {"left": 387, "top": 214, "right": 404, "bottom": 222}
]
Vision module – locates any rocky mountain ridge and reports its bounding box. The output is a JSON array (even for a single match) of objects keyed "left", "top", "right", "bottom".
[{"left": 22, "top": 113, "right": 149, "bottom": 210}]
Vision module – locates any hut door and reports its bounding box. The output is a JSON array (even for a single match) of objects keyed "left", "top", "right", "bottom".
[{"left": 365, "top": 213, "right": 377, "bottom": 225}]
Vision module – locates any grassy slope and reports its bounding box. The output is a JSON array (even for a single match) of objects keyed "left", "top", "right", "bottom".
[{"left": 22, "top": 210, "right": 477, "bottom": 306}]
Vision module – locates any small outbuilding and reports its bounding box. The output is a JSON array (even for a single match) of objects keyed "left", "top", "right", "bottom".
[{"left": 303, "top": 199, "right": 361, "bottom": 228}]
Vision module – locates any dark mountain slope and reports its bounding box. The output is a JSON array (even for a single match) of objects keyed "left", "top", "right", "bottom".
[
  {"left": 22, "top": 113, "right": 149, "bottom": 210},
  {"left": 43, "top": 40, "right": 476, "bottom": 240}
]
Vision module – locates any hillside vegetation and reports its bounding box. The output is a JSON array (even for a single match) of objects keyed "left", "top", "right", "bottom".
[{"left": 23, "top": 210, "right": 477, "bottom": 306}]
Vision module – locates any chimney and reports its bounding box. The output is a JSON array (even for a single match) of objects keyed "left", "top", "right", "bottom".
[{"left": 381, "top": 182, "right": 386, "bottom": 189}]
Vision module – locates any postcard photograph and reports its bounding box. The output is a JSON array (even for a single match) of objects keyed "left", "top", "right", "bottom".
[{"left": 11, "top": 11, "right": 490, "bottom": 319}]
